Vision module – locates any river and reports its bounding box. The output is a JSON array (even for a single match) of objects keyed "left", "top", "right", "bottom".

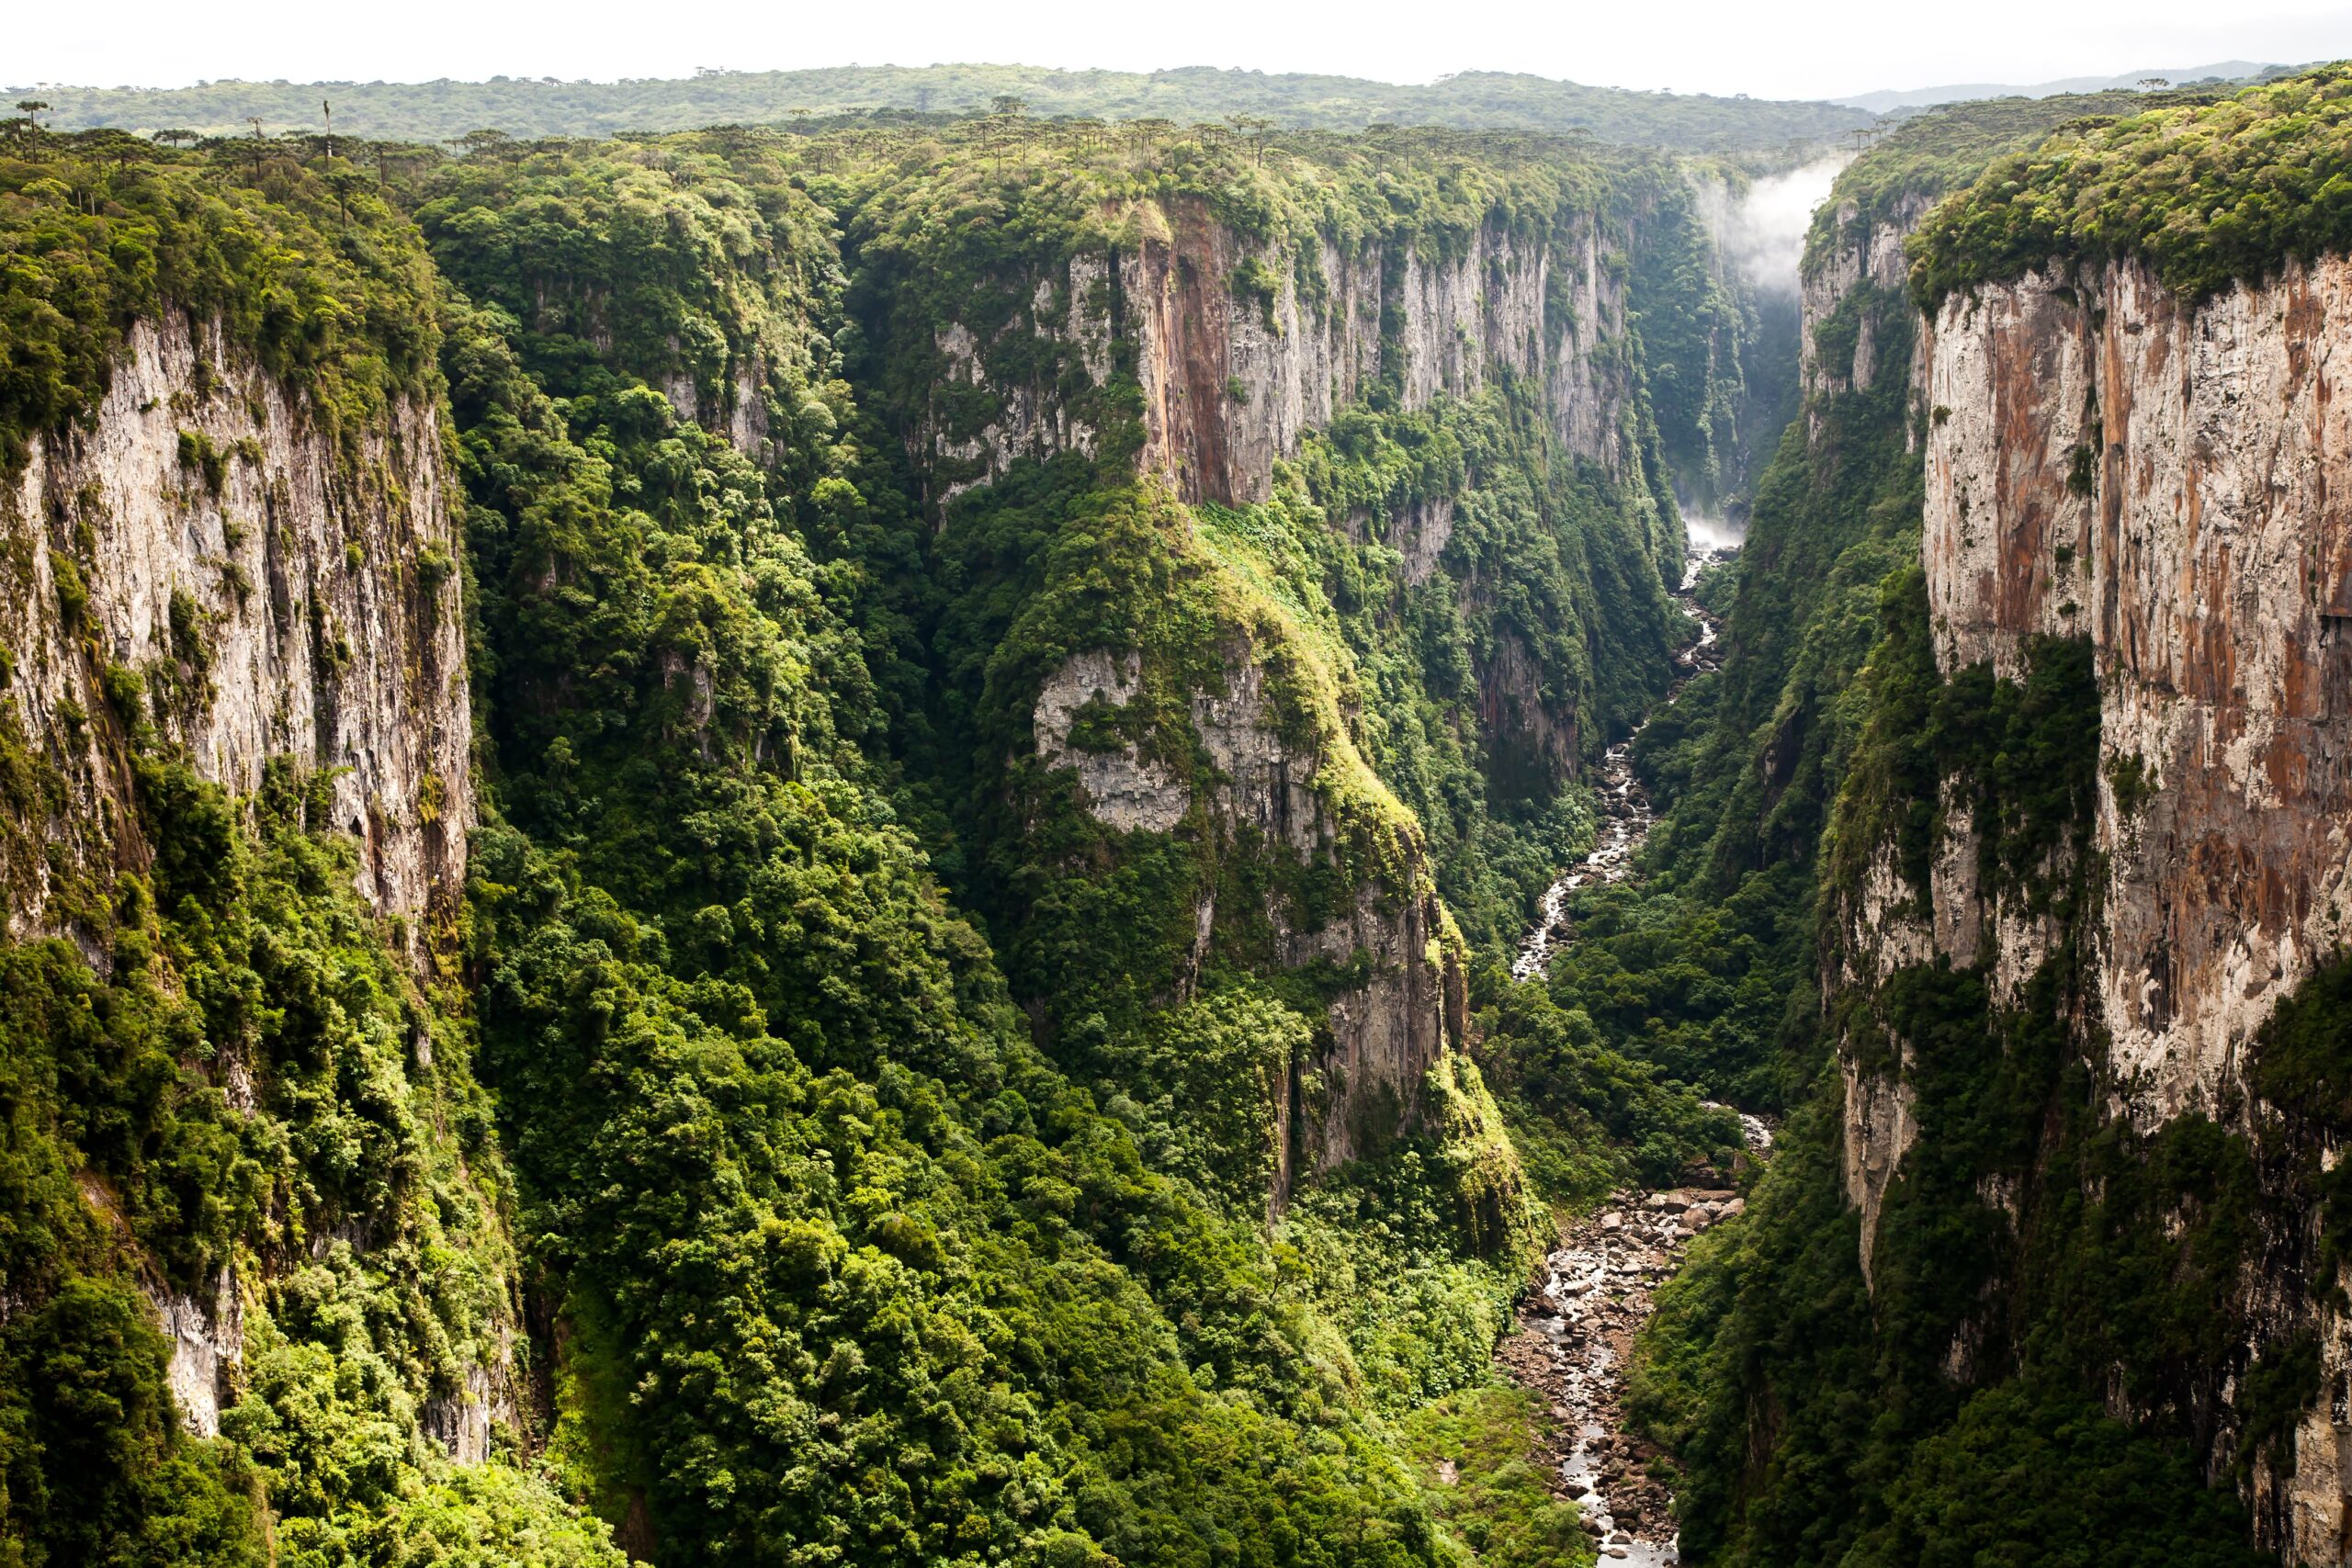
[
  {"left": 1496, "top": 535, "right": 1751, "bottom": 1563},
  {"left": 1512, "top": 541, "right": 1733, "bottom": 981}
]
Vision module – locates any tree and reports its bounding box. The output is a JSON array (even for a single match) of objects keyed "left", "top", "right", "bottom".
[
  {"left": 450, "top": 127, "right": 514, "bottom": 161},
  {"left": 990, "top": 94, "right": 1028, "bottom": 118},
  {"left": 1129, "top": 117, "right": 1175, "bottom": 155},
  {"left": 9, "top": 98, "right": 47, "bottom": 147},
  {"left": 1227, "top": 113, "right": 1276, "bottom": 165}
]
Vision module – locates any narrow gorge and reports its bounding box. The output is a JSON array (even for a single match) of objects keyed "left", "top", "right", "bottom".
[{"left": 4, "top": 55, "right": 2352, "bottom": 1568}]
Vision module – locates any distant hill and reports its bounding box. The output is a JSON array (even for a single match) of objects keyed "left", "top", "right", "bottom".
[
  {"left": 10, "top": 62, "right": 1875, "bottom": 150},
  {"left": 1833, "top": 59, "right": 2300, "bottom": 114}
]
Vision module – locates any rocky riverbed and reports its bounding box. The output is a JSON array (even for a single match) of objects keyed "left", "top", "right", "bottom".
[
  {"left": 1494, "top": 537, "right": 1752, "bottom": 1560},
  {"left": 1496, "top": 1190, "right": 1747, "bottom": 1563}
]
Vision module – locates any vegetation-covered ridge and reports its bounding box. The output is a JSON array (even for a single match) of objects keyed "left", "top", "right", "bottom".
[
  {"left": 19, "top": 63, "right": 1874, "bottom": 151},
  {"left": 1910, "top": 60, "right": 2352, "bottom": 306},
  {"left": 0, "top": 132, "right": 442, "bottom": 470},
  {"left": 1800, "top": 85, "right": 2230, "bottom": 266},
  {"left": 0, "top": 739, "right": 623, "bottom": 1567}
]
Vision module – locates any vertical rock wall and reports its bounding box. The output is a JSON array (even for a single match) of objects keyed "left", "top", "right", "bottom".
[
  {"left": 1922, "top": 256, "right": 2352, "bottom": 1121},
  {"left": 0, "top": 310, "right": 493, "bottom": 1451},
  {"left": 1799, "top": 193, "right": 1933, "bottom": 420},
  {"left": 0, "top": 313, "right": 473, "bottom": 956},
  {"left": 915, "top": 199, "right": 1636, "bottom": 511},
  {"left": 1832, "top": 253, "right": 2352, "bottom": 1562}
]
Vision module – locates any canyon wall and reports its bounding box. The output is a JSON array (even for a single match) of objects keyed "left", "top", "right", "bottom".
[
  {"left": 1922, "top": 256, "right": 2352, "bottom": 1122},
  {"left": 920, "top": 199, "right": 1634, "bottom": 510},
  {"left": 0, "top": 308, "right": 503, "bottom": 1455},
  {"left": 1033, "top": 637, "right": 1470, "bottom": 1202},
  {"left": 1798, "top": 193, "right": 1932, "bottom": 416},
  {"left": 0, "top": 311, "right": 473, "bottom": 958},
  {"left": 1831, "top": 253, "right": 2352, "bottom": 1560},
  {"left": 920, "top": 196, "right": 1663, "bottom": 1202}
]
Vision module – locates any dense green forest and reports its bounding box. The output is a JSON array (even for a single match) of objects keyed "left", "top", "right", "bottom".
[
  {"left": 10, "top": 51, "right": 2348, "bottom": 1568},
  {"left": 0, "top": 106, "right": 1755, "bottom": 1566},
  {"left": 1909, "top": 64, "right": 2352, "bottom": 302},
  {"left": 16, "top": 63, "right": 1871, "bottom": 149}
]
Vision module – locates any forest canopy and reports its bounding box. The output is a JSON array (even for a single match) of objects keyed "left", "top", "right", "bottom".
[{"left": 17, "top": 63, "right": 1873, "bottom": 149}]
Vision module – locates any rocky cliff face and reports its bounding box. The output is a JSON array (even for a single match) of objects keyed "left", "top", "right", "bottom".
[
  {"left": 1034, "top": 626, "right": 1472, "bottom": 1208},
  {"left": 920, "top": 199, "right": 1634, "bottom": 511},
  {"left": 0, "top": 309, "right": 497, "bottom": 1450},
  {"left": 1799, "top": 193, "right": 1933, "bottom": 424},
  {"left": 1833, "top": 254, "right": 2352, "bottom": 1560},
  {"left": 1783, "top": 187, "right": 1942, "bottom": 1260},
  {"left": 0, "top": 312, "right": 472, "bottom": 959},
  {"left": 1922, "top": 256, "right": 2352, "bottom": 1122}
]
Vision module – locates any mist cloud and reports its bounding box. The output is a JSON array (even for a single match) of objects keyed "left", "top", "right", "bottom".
[{"left": 1720, "top": 157, "right": 1847, "bottom": 298}]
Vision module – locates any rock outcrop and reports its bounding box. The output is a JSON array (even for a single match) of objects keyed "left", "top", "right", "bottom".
[
  {"left": 1035, "top": 630, "right": 1471, "bottom": 1202},
  {"left": 1835, "top": 252, "right": 2352, "bottom": 1561},
  {"left": 1799, "top": 193, "right": 1934, "bottom": 420},
  {"left": 0, "top": 312, "right": 473, "bottom": 958},
  {"left": 918, "top": 198, "right": 1635, "bottom": 511}
]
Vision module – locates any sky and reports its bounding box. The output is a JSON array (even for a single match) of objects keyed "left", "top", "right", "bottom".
[{"left": 9, "top": 0, "right": 2349, "bottom": 101}]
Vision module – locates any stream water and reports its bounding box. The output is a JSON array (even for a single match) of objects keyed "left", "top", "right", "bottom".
[
  {"left": 1494, "top": 537, "right": 1750, "bottom": 1563},
  {"left": 1511, "top": 544, "right": 1734, "bottom": 981}
]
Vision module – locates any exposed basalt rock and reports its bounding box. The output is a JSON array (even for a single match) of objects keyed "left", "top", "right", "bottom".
[
  {"left": 1031, "top": 649, "right": 1189, "bottom": 833},
  {"left": 930, "top": 300, "right": 1107, "bottom": 507},
  {"left": 422, "top": 1362, "right": 519, "bottom": 1466},
  {"left": 1923, "top": 256, "right": 2352, "bottom": 1123},
  {"left": 1801, "top": 194, "right": 1934, "bottom": 422},
  {"left": 661, "top": 360, "right": 774, "bottom": 463},
  {"left": 1831, "top": 253, "right": 2352, "bottom": 1562},
  {"left": 6, "top": 312, "right": 511, "bottom": 1459},
  {"left": 151, "top": 1267, "right": 243, "bottom": 1439},
  {"left": 916, "top": 200, "right": 1634, "bottom": 512},
  {"left": 1838, "top": 1053, "right": 1917, "bottom": 1283},
  {"left": 1036, "top": 638, "right": 1470, "bottom": 1204},
  {"left": 0, "top": 313, "right": 473, "bottom": 957}
]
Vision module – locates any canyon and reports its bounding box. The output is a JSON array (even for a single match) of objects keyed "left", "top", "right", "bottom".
[{"left": 6, "top": 63, "right": 2352, "bottom": 1568}]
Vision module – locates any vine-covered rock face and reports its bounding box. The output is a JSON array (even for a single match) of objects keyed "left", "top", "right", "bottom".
[{"left": 0, "top": 312, "right": 470, "bottom": 954}]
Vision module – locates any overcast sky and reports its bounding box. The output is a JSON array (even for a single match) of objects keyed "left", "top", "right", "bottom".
[{"left": 10, "top": 0, "right": 2349, "bottom": 101}]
